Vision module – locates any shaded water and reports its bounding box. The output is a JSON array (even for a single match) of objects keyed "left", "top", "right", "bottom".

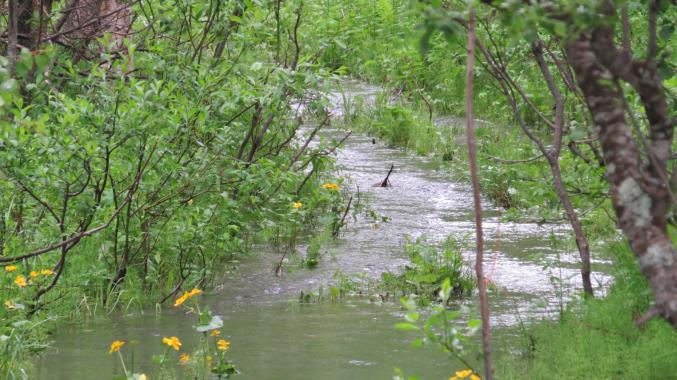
[{"left": 35, "top": 81, "right": 611, "bottom": 379}]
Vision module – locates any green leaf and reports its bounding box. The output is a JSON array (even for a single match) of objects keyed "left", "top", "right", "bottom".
[
  {"left": 394, "top": 323, "right": 421, "bottom": 331},
  {"left": 415, "top": 273, "right": 437, "bottom": 283},
  {"left": 195, "top": 315, "right": 224, "bottom": 332},
  {"left": 439, "top": 278, "right": 452, "bottom": 300}
]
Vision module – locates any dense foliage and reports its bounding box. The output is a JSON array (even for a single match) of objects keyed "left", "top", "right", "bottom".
[{"left": 0, "top": 0, "right": 352, "bottom": 376}]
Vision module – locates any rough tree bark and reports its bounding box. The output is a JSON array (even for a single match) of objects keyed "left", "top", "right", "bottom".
[
  {"left": 16, "top": 0, "right": 33, "bottom": 49},
  {"left": 566, "top": 32, "right": 677, "bottom": 327},
  {"left": 7, "top": 0, "right": 18, "bottom": 73}
]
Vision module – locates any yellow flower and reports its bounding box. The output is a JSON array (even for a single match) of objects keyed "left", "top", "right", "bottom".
[
  {"left": 162, "top": 336, "right": 182, "bottom": 350},
  {"left": 179, "top": 353, "right": 191, "bottom": 364},
  {"left": 5, "top": 265, "right": 18, "bottom": 272},
  {"left": 174, "top": 293, "right": 188, "bottom": 307},
  {"left": 292, "top": 202, "right": 302, "bottom": 209},
  {"left": 206, "top": 355, "right": 213, "bottom": 365},
  {"left": 109, "top": 340, "right": 125, "bottom": 354},
  {"left": 30, "top": 271, "right": 39, "bottom": 278},
  {"left": 451, "top": 369, "right": 475, "bottom": 379},
  {"left": 210, "top": 329, "right": 221, "bottom": 337},
  {"left": 138, "top": 375, "right": 147, "bottom": 380},
  {"left": 14, "top": 275, "right": 27, "bottom": 287},
  {"left": 173, "top": 288, "right": 202, "bottom": 307},
  {"left": 40, "top": 269, "right": 55, "bottom": 276},
  {"left": 217, "top": 339, "right": 230, "bottom": 351},
  {"left": 322, "top": 183, "right": 339, "bottom": 190},
  {"left": 4, "top": 300, "right": 16, "bottom": 310}
]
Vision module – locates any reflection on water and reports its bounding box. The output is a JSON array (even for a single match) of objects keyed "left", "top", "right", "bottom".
[
  {"left": 35, "top": 81, "right": 611, "bottom": 379},
  {"left": 37, "top": 301, "right": 460, "bottom": 380}
]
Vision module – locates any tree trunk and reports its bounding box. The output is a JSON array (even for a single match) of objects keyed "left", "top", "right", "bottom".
[
  {"left": 566, "top": 35, "right": 677, "bottom": 327},
  {"left": 465, "top": 8, "right": 493, "bottom": 379},
  {"left": 7, "top": 0, "right": 18, "bottom": 71},
  {"left": 547, "top": 155, "right": 593, "bottom": 296},
  {"left": 16, "top": 0, "right": 33, "bottom": 50}
]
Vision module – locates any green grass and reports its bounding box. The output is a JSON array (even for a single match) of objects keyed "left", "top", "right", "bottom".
[{"left": 496, "top": 241, "right": 677, "bottom": 379}]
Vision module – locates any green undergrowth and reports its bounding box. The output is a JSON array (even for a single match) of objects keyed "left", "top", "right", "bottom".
[
  {"left": 496, "top": 241, "right": 677, "bottom": 379},
  {"left": 297, "top": 235, "right": 475, "bottom": 306},
  {"left": 380, "top": 236, "right": 474, "bottom": 304},
  {"left": 346, "top": 92, "right": 454, "bottom": 157}
]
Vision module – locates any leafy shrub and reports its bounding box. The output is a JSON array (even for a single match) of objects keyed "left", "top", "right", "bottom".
[{"left": 381, "top": 236, "right": 474, "bottom": 304}]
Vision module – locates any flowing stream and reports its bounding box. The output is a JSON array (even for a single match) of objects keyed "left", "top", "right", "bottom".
[{"left": 34, "top": 81, "right": 611, "bottom": 379}]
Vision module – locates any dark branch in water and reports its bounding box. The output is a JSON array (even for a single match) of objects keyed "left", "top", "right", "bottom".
[
  {"left": 333, "top": 196, "right": 353, "bottom": 237},
  {"left": 379, "top": 164, "right": 394, "bottom": 187}
]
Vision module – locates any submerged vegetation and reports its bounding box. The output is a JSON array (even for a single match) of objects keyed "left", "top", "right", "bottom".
[
  {"left": 381, "top": 237, "right": 474, "bottom": 303},
  {"left": 1, "top": 0, "right": 676, "bottom": 379}
]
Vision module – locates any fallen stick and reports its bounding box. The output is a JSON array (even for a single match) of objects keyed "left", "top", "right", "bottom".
[
  {"left": 333, "top": 196, "right": 353, "bottom": 237},
  {"left": 379, "top": 164, "right": 394, "bottom": 187}
]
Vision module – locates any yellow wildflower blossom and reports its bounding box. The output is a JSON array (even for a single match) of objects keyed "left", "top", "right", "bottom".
[
  {"left": 179, "top": 353, "right": 191, "bottom": 364},
  {"left": 162, "top": 336, "right": 182, "bottom": 350},
  {"left": 40, "top": 269, "right": 55, "bottom": 276},
  {"left": 173, "top": 288, "right": 202, "bottom": 307},
  {"left": 174, "top": 294, "right": 189, "bottom": 307},
  {"left": 210, "top": 329, "right": 221, "bottom": 337},
  {"left": 138, "top": 375, "right": 148, "bottom": 380},
  {"left": 217, "top": 339, "right": 230, "bottom": 351},
  {"left": 5, "top": 265, "right": 18, "bottom": 272},
  {"left": 293, "top": 202, "right": 303, "bottom": 209},
  {"left": 14, "top": 275, "right": 27, "bottom": 287},
  {"left": 30, "top": 271, "right": 39, "bottom": 278},
  {"left": 450, "top": 369, "right": 477, "bottom": 380},
  {"left": 322, "top": 183, "right": 339, "bottom": 190},
  {"left": 4, "top": 300, "right": 16, "bottom": 310},
  {"left": 109, "top": 340, "right": 125, "bottom": 354}
]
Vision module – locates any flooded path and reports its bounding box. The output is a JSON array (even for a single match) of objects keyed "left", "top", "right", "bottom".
[{"left": 35, "top": 81, "right": 611, "bottom": 379}]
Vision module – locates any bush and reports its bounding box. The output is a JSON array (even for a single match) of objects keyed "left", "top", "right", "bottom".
[{"left": 381, "top": 236, "right": 474, "bottom": 304}]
